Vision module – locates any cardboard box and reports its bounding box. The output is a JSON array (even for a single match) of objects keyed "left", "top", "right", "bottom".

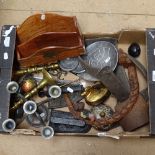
[
  {"left": 1, "top": 1, "right": 155, "bottom": 155},
  {"left": 0, "top": 20, "right": 150, "bottom": 139}
]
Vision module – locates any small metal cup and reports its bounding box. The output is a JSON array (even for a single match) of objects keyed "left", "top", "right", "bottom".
[
  {"left": 6, "top": 81, "right": 19, "bottom": 94},
  {"left": 2, "top": 118, "right": 16, "bottom": 132},
  {"left": 23, "top": 100, "right": 37, "bottom": 115},
  {"left": 48, "top": 85, "right": 62, "bottom": 98},
  {"left": 41, "top": 126, "right": 54, "bottom": 139}
]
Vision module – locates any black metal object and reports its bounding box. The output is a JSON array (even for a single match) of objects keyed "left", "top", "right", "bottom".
[
  {"left": 48, "top": 91, "right": 83, "bottom": 109},
  {"left": 128, "top": 43, "right": 141, "bottom": 57},
  {"left": 38, "top": 84, "right": 84, "bottom": 98},
  {"left": 49, "top": 110, "right": 91, "bottom": 133},
  {"left": 26, "top": 105, "right": 48, "bottom": 128},
  {"left": 146, "top": 29, "right": 155, "bottom": 135},
  {"left": 15, "top": 106, "right": 24, "bottom": 120},
  {"left": 0, "top": 25, "right": 16, "bottom": 132},
  {"left": 61, "top": 85, "right": 84, "bottom": 93}
]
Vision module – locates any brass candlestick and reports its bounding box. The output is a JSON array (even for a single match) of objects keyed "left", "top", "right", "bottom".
[
  {"left": 10, "top": 69, "right": 55, "bottom": 113},
  {"left": 15, "top": 63, "right": 59, "bottom": 76}
]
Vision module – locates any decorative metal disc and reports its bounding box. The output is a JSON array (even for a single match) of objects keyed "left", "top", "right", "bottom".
[
  {"left": 84, "top": 41, "right": 118, "bottom": 71},
  {"left": 91, "top": 105, "right": 113, "bottom": 131},
  {"left": 91, "top": 105, "right": 113, "bottom": 118},
  {"left": 59, "top": 57, "right": 79, "bottom": 71}
]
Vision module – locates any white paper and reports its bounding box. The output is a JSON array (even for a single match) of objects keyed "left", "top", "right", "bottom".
[
  {"left": 152, "top": 70, "right": 155, "bottom": 81},
  {"left": 3, "top": 52, "right": 8, "bottom": 60},
  {"left": 4, "top": 37, "right": 10, "bottom": 47}
]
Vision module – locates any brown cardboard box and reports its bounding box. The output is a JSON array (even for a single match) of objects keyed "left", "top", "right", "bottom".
[{"left": 1, "top": 0, "right": 155, "bottom": 155}]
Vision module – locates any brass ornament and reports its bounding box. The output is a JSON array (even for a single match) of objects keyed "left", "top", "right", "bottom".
[
  {"left": 91, "top": 105, "right": 113, "bottom": 119},
  {"left": 91, "top": 105, "right": 114, "bottom": 131},
  {"left": 81, "top": 84, "right": 111, "bottom": 106},
  {"left": 10, "top": 69, "right": 55, "bottom": 113},
  {"left": 15, "top": 63, "right": 59, "bottom": 76},
  {"left": 21, "top": 78, "right": 37, "bottom": 93}
]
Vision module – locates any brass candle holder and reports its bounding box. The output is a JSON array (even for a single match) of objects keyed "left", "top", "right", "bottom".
[
  {"left": 15, "top": 63, "right": 59, "bottom": 76},
  {"left": 10, "top": 69, "right": 55, "bottom": 113}
]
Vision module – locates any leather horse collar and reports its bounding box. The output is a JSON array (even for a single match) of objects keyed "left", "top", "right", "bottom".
[{"left": 64, "top": 49, "right": 139, "bottom": 128}]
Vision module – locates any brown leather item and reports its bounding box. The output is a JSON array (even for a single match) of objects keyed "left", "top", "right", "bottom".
[
  {"left": 116, "top": 94, "right": 149, "bottom": 131},
  {"left": 16, "top": 13, "right": 85, "bottom": 67},
  {"left": 64, "top": 49, "right": 139, "bottom": 128},
  {"left": 116, "top": 52, "right": 149, "bottom": 131}
]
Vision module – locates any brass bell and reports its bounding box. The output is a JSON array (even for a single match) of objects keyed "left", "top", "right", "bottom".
[
  {"left": 10, "top": 69, "right": 55, "bottom": 113},
  {"left": 81, "top": 84, "right": 111, "bottom": 106}
]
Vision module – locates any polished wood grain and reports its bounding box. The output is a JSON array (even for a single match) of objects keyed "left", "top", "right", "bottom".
[
  {"left": 17, "top": 32, "right": 82, "bottom": 58},
  {"left": 16, "top": 13, "right": 85, "bottom": 67},
  {"left": 18, "top": 47, "right": 84, "bottom": 67},
  {"left": 17, "top": 13, "right": 79, "bottom": 44}
]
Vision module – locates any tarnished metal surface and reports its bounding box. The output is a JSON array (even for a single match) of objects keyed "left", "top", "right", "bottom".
[
  {"left": 59, "top": 57, "right": 79, "bottom": 72},
  {"left": 78, "top": 53, "right": 130, "bottom": 101},
  {"left": 50, "top": 110, "right": 91, "bottom": 133},
  {"left": 84, "top": 41, "right": 118, "bottom": 71},
  {"left": 115, "top": 65, "right": 130, "bottom": 98}
]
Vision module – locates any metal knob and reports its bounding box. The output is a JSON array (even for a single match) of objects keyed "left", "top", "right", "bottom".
[
  {"left": 2, "top": 118, "right": 16, "bottom": 132},
  {"left": 23, "top": 100, "right": 37, "bottom": 115}
]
